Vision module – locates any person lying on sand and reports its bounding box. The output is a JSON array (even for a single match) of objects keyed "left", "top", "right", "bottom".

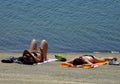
[
  {"left": 1, "top": 39, "right": 48, "bottom": 65},
  {"left": 63, "top": 55, "right": 119, "bottom": 68}
]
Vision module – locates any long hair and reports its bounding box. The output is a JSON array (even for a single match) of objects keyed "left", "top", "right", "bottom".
[{"left": 73, "top": 58, "right": 86, "bottom": 65}]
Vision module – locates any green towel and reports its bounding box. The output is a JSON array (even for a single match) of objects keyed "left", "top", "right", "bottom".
[{"left": 55, "top": 54, "right": 67, "bottom": 62}]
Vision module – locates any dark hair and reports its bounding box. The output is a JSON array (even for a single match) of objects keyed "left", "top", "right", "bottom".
[{"left": 73, "top": 58, "right": 86, "bottom": 65}]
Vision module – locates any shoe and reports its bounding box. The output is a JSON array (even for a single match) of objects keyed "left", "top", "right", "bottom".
[
  {"left": 55, "top": 54, "right": 67, "bottom": 62},
  {"left": 109, "top": 60, "right": 120, "bottom": 65},
  {"left": 1, "top": 56, "right": 16, "bottom": 63}
]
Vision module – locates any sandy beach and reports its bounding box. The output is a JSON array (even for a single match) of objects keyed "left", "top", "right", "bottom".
[{"left": 0, "top": 52, "right": 120, "bottom": 84}]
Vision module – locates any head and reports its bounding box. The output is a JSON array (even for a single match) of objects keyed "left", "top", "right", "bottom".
[{"left": 73, "top": 58, "right": 86, "bottom": 65}]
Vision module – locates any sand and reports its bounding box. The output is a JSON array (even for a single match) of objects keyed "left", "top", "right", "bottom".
[{"left": 0, "top": 52, "right": 120, "bottom": 84}]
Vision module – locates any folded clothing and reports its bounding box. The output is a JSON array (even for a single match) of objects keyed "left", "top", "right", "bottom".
[
  {"left": 55, "top": 54, "right": 67, "bottom": 62},
  {"left": 1, "top": 56, "right": 16, "bottom": 63},
  {"left": 109, "top": 60, "right": 120, "bottom": 65},
  {"left": 1, "top": 56, "right": 34, "bottom": 65}
]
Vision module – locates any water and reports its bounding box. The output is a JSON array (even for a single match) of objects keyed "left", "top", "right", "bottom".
[{"left": 0, "top": 0, "right": 120, "bottom": 53}]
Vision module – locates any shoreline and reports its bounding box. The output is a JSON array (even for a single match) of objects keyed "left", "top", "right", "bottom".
[{"left": 0, "top": 49, "right": 120, "bottom": 54}]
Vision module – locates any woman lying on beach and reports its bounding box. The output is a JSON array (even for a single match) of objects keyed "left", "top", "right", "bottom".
[
  {"left": 63, "top": 55, "right": 119, "bottom": 68},
  {"left": 1, "top": 39, "right": 48, "bottom": 64}
]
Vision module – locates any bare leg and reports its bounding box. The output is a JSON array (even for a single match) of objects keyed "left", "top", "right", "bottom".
[
  {"left": 23, "top": 39, "right": 37, "bottom": 56},
  {"left": 22, "top": 39, "right": 42, "bottom": 63},
  {"left": 29, "top": 39, "right": 37, "bottom": 52},
  {"left": 39, "top": 40, "right": 48, "bottom": 61},
  {"left": 100, "top": 57, "right": 117, "bottom": 61},
  {"left": 93, "top": 57, "right": 117, "bottom": 63}
]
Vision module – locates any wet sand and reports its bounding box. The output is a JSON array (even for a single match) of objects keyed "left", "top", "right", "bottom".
[{"left": 0, "top": 52, "right": 120, "bottom": 84}]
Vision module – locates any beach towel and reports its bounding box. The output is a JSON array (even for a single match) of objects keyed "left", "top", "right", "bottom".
[
  {"left": 60, "top": 61, "right": 109, "bottom": 69},
  {"left": 37, "top": 58, "right": 58, "bottom": 64}
]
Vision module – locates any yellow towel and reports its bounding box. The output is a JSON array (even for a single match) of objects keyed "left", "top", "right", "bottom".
[{"left": 61, "top": 61, "right": 108, "bottom": 69}]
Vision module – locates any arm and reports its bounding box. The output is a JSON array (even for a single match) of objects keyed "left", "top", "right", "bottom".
[
  {"left": 31, "top": 55, "right": 41, "bottom": 63},
  {"left": 23, "top": 50, "right": 41, "bottom": 63},
  {"left": 65, "top": 56, "right": 83, "bottom": 63},
  {"left": 84, "top": 59, "right": 94, "bottom": 68}
]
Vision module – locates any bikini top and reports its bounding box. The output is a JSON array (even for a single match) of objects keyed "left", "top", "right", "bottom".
[{"left": 31, "top": 52, "right": 38, "bottom": 56}]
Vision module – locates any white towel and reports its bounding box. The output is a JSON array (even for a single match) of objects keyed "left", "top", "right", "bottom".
[{"left": 37, "top": 59, "right": 58, "bottom": 65}]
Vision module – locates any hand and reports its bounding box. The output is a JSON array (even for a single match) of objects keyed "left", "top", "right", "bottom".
[
  {"left": 91, "top": 64, "right": 94, "bottom": 68},
  {"left": 91, "top": 64, "right": 99, "bottom": 68},
  {"left": 76, "top": 65, "right": 83, "bottom": 68}
]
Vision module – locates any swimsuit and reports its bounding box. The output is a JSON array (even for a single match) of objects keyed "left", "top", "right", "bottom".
[
  {"left": 31, "top": 52, "right": 38, "bottom": 56},
  {"left": 83, "top": 55, "right": 94, "bottom": 59}
]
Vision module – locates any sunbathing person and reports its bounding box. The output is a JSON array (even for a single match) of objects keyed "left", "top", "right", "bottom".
[
  {"left": 64, "top": 55, "right": 119, "bottom": 68},
  {"left": 1, "top": 39, "right": 48, "bottom": 64}
]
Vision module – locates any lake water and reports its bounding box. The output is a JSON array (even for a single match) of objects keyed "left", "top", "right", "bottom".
[{"left": 0, "top": 0, "right": 120, "bottom": 53}]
